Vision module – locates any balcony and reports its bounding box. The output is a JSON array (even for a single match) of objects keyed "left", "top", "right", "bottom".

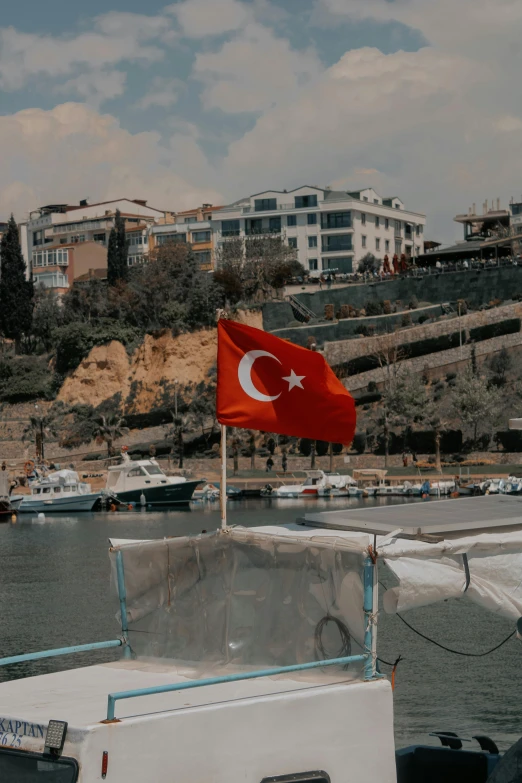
[
  {"left": 242, "top": 204, "right": 294, "bottom": 214},
  {"left": 245, "top": 227, "right": 282, "bottom": 236},
  {"left": 222, "top": 229, "right": 241, "bottom": 237}
]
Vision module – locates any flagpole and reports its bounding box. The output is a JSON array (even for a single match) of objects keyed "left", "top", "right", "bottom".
[{"left": 220, "top": 424, "right": 227, "bottom": 529}]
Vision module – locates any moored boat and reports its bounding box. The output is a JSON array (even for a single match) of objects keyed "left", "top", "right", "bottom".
[
  {"left": 17, "top": 469, "right": 102, "bottom": 513},
  {"left": 106, "top": 452, "right": 203, "bottom": 507}
]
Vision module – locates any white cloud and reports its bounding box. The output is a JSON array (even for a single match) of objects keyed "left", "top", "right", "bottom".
[
  {"left": 0, "top": 103, "right": 222, "bottom": 220},
  {"left": 193, "top": 22, "right": 321, "bottom": 113},
  {"left": 57, "top": 70, "right": 127, "bottom": 107},
  {"left": 0, "top": 11, "right": 171, "bottom": 92},
  {"left": 171, "top": 0, "right": 250, "bottom": 38},
  {"left": 135, "top": 77, "right": 183, "bottom": 109}
]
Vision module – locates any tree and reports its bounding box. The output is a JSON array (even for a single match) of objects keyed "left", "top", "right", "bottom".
[
  {"left": 230, "top": 431, "right": 241, "bottom": 475},
  {"left": 23, "top": 411, "right": 56, "bottom": 461},
  {"left": 248, "top": 431, "right": 256, "bottom": 470},
  {"left": 93, "top": 414, "right": 129, "bottom": 460},
  {"left": 470, "top": 345, "right": 478, "bottom": 376},
  {"left": 31, "top": 286, "right": 63, "bottom": 353},
  {"left": 0, "top": 216, "right": 34, "bottom": 351},
  {"left": 490, "top": 347, "right": 512, "bottom": 386},
  {"left": 165, "top": 410, "right": 186, "bottom": 469},
  {"left": 358, "top": 253, "right": 380, "bottom": 274},
  {"left": 107, "top": 210, "right": 129, "bottom": 286},
  {"left": 452, "top": 366, "right": 501, "bottom": 444}
]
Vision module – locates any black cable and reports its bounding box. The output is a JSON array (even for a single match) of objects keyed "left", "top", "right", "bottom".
[
  {"left": 315, "top": 615, "right": 352, "bottom": 661},
  {"left": 395, "top": 612, "right": 516, "bottom": 657}
]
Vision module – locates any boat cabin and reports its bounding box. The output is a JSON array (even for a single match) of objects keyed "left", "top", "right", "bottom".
[
  {"left": 107, "top": 457, "right": 172, "bottom": 493},
  {"left": 30, "top": 470, "right": 91, "bottom": 496}
]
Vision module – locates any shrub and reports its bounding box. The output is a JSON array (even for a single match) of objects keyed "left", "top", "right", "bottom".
[
  {"left": 365, "top": 300, "right": 383, "bottom": 316},
  {"left": 469, "top": 318, "right": 520, "bottom": 343},
  {"left": 53, "top": 322, "right": 141, "bottom": 374},
  {"left": 409, "top": 295, "right": 419, "bottom": 310},
  {"left": 355, "top": 324, "right": 370, "bottom": 336},
  {"left": 352, "top": 432, "right": 366, "bottom": 454},
  {"left": 495, "top": 430, "right": 522, "bottom": 452},
  {"left": 299, "top": 438, "right": 312, "bottom": 457},
  {"left": 0, "top": 356, "right": 58, "bottom": 403},
  {"left": 367, "top": 381, "right": 378, "bottom": 392},
  {"left": 401, "top": 313, "right": 412, "bottom": 327},
  {"left": 417, "top": 315, "right": 429, "bottom": 324},
  {"left": 446, "top": 372, "right": 457, "bottom": 382},
  {"left": 316, "top": 440, "right": 329, "bottom": 456}
]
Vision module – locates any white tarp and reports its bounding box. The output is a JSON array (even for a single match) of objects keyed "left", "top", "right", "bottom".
[{"left": 380, "top": 531, "right": 522, "bottom": 621}]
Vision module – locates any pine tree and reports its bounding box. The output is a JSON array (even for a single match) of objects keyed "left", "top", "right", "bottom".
[
  {"left": 107, "top": 210, "right": 129, "bottom": 286},
  {"left": 0, "top": 216, "right": 34, "bottom": 351}
]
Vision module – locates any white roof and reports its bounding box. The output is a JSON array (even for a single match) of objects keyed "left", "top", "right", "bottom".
[{"left": 0, "top": 659, "right": 357, "bottom": 729}]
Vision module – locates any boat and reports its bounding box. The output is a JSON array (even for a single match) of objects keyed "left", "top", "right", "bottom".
[
  {"left": 0, "top": 469, "right": 15, "bottom": 521},
  {"left": 480, "top": 478, "right": 501, "bottom": 494},
  {"left": 16, "top": 469, "right": 103, "bottom": 513},
  {"left": 352, "top": 468, "right": 388, "bottom": 497},
  {"left": 268, "top": 470, "right": 354, "bottom": 498},
  {"left": 499, "top": 476, "right": 522, "bottom": 494},
  {"left": 106, "top": 452, "right": 203, "bottom": 507},
  {"left": 192, "top": 482, "right": 220, "bottom": 501},
  {"left": 2, "top": 495, "right": 522, "bottom": 781}
]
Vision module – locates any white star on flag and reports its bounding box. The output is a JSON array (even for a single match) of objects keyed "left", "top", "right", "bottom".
[{"left": 282, "top": 370, "right": 305, "bottom": 391}]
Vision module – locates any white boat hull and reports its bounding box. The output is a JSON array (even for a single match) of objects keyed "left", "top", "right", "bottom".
[{"left": 18, "top": 494, "right": 101, "bottom": 513}]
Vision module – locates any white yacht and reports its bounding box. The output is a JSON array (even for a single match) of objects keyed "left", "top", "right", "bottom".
[
  {"left": 106, "top": 452, "right": 203, "bottom": 507},
  {"left": 15, "top": 470, "right": 102, "bottom": 513}
]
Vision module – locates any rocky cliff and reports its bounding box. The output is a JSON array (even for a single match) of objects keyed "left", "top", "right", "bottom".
[{"left": 58, "top": 309, "right": 263, "bottom": 411}]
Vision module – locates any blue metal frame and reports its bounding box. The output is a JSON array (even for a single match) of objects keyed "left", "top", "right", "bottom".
[
  {"left": 363, "top": 556, "right": 375, "bottom": 680},
  {"left": 106, "top": 653, "right": 368, "bottom": 720},
  {"left": 115, "top": 549, "right": 132, "bottom": 659},
  {"left": 0, "top": 639, "right": 123, "bottom": 667}
]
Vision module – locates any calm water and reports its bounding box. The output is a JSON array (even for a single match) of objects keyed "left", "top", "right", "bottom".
[{"left": 0, "top": 496, "right": 519, "bottom": 750}]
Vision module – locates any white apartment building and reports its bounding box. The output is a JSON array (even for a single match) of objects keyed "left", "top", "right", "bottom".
[{"left": 212, "top": 186, "right": 426, "bottom": 274}]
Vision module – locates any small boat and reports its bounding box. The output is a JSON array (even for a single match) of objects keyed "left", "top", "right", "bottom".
[
  {"left": 429, "top": 480, "right": 456, "bottom": 496},
  {"left": 352, "top": 468, "right": 388, "bottom": 497},
  {"left": 480, "top": 478, "right": 501, "bottom": 494},
  {"left": 499, "top": 476, "right": 522, "bottom": 495},
  {"left": 270, "top": 471, "right": 354, "bottom": 498},
  {"left": 316, "top": 472, "right": 358, "bottom": 497},
  {"left": 192, "top": 483, "right": 220, "bottom": 501},
  {"left": 17, "top": 469, "right": 102, "bottom": 513},
  {"left": 106, "top": 452, "right": 203, "bottom": 507},
  {"left": 457, "top": 482, "right": 481, "bottom": 496}
]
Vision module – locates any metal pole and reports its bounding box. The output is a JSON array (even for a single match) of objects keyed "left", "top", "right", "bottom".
[
  {"left": 115, "top": 550, "right": 132, "bottom": 659},
  {"left": 220, "top": 424, "right": 227, "bottom": 529},
  {"left": 106, "top": 653, "right": 368, "bottom": 720},
  {"left": 0, "top": 639, "right": 123, "bottom": 667},
  {"left": 363, "top": 555, "right": 375, "bottom": 680}
]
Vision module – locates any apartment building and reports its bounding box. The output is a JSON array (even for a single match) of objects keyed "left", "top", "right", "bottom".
[
  {"left": 23, "top": 198, "right": 170, "bottom": 290},
  {"left": 31, "top": 242, "right": 107, "bottom": 294},
  {"left": 149, "top": 204, "right": 223, "bottom": 270},
  {"left": 212, "top": 186, "right": 426, "bottom": 274}
]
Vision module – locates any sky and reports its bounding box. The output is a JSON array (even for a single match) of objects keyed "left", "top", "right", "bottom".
[{"left": 1, "top": 0, "right": 522, "bottom": 242}]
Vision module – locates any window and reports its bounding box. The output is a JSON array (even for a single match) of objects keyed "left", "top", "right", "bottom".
[
  {"left": 416, "top": 246, "right": 421, "bottom": 255},
  {"left": 395, "top": 240, "right": 402, "bottom": 254},
  {"left": 308, "top": 236, "right": 317, "bottom": 248},
  {"left": 323, "top": 257, "right": 352, "bottom": 273},
  {"left": 184, "top": 217, "right": 192, "bottom": 223},
  {"left": 322, "top": 234, "right": 352, "bottom": 252},
  {"left": 221, "top": 219, "right": 240, "bottom": 237},
  {"left": 33, "top": 488, "right": 41, "bottom": 495},
  {"left": 195, "top": 250, "right": 212, "bottom": 265},
  {"left": 512, "top": 204, "right": 522, "bottom": 216},
  {"left": 395, "top": 220, "right": 401, "bottom": 232},
  {"left": 416, "top": 225, "right": 423, "bottom": 235},
  {"left": 0, "top": 748, "right": 79, "bottom": 782},
  {"left": 254, "top": 198, "right": 277, "bottom": 211},
  {"left": 361, "top": 213, "right": 366, "bottom": 226},
  {"left": 374, "top": 199, "right": 379, "bottom": 204},
  {"left": 385, "top": 239, "right": 390, "bottom": 252},
  {"left": 295, "top": 194, "right": 318, "bottom": 208},
  {"left": 144, "top": 465, "right": 163, "bottom": 475},
  {"left": 54, "top": 487, "right": 61, "bottom": 494},
  {"left": 363, "top": 196, "right": 369, "bottom": 202},
  {"left": 60, "top": 237, "right": 68, "bottom": 244},
  {"left": 192, "top": 230, "right": 211, "bottom": 243},
  {"left": 362, "top": 235, "right": 367, "bottom": 248},
  {"left": 261, "top": 773, "right": 330, "bottom": 783},
  {"left": 287, "top": 215, "right": 297, "bottom": 227},
  {"left": 93, "top": 232, "right": 106, "bottom": 244},
  {"left": 385, "top": 218, "right": 389, "bottom": 230},
  {"left": 375, "top": 216, "right": 380, "bottom": 228},
  {"left": 157, "top": 232, "right": 186, "bottom": 245},
  {"left": 321, "top": 212, "right": 351, "bottom": 229},
  {"left": 128, "top": 468, "right": 146, "bottom": 478},
  {"left": 43, "top": 487, "right": 51, "bottom": 494},
  {"left": 309, "top": 259, "right": 318, "bottom": 270},
  {"left": 269, "top": 217, "right": 281, "bottom": 232},
  {"left": 376, "top": 238, "right": 380, "bottom": 251},
  {"left": 288, "top": 237, "right": 297, "bottom": 249},
  {"left": 307, "top": 213, "right": 317, "bottom": 225},
  {"left": 395, "top": 203, "right": 400, "bottom": 209}
]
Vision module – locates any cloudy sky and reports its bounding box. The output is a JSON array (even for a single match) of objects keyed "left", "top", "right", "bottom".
[{"left": 1, "top": 0, "right": 522, "bottom": 241}]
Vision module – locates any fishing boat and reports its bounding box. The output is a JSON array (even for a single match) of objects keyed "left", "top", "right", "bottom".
[
  {"left": 352, "top": 468, "right": 388, "bottom": 497},
  {"left": 15, "top": 469, "right": 102, "bottom": 513},
  {"left": 1, "top": 495, "right": 522, "bottom": 781},
  {"left": 106, "top": 452, "right": 203, "bottom": 507}
]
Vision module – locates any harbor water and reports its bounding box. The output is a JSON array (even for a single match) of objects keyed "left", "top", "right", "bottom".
[{"left": 0, "top": 496, "right": 519, "bottom": 750}]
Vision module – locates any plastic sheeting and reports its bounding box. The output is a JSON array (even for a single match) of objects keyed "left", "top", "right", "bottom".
[
  {"left": 380, "top": 532, "right": 522, "bottom": 621},
  {"left": 110, "top": 527, "right": 367, "bottom": 676}
]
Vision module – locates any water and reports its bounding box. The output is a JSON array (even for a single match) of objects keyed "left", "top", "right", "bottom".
[{"left": 0, "top": 497, "right": 519, "bottom": 750}]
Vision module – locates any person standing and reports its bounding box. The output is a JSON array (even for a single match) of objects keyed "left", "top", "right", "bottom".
[
  {"left": 266, "top": 456, "right": 274, "bottom": 473},
  {"left": 282, "top": 453, "right": 288, "bottom": 474}
]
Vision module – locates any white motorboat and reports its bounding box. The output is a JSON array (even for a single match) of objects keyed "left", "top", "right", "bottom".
[
  {"left": 106, "top": 452, "right": 203, "bottom": 506},
  {"left": 352, "top": 468, "right": 388, "bottom": 497},
  {"left": 480, "top": 478, "right": 501, "bottom": 494},
  {"left": 269, "top": 471, "right": 354, "bottom": 498},
  {"left": 192, "top": 482, "right": 220, "bottom": 501},
  {"left": 316, "top": 472, "right": 358, "bottom": 497},
  {"left": 428, "top": 479, "right": 456, "bottom": 496},
  {"left": 499, "top": 476, "right": 522, "bottom": 495},
  {"left": 2, "top": 497, "right": 522, "bottom": 781},
  {"left": 16, "top": 469, "right": 102, "bottom": 513}
]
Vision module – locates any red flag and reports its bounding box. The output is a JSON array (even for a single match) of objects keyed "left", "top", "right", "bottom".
[{"left": 217, "top": 319, "right": 356, "bottom": 445}]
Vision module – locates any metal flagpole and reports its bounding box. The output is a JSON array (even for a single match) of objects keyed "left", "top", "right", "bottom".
[{"left": 220, "top": 424, "right": 227, "bottom": 529}]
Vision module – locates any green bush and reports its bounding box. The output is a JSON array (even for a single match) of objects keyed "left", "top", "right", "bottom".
[
  {"left": 0, "top": 356, "right": 58, "bottom": 403},
  {"left": 53, "top": 322, "right": 141, "bottom": 374},
  {"left": 469, "top": 318, "right": 521, "bottom": 343},
  {"left": 365, "top": 300, "right": 383, "bottom": 316},
  {"left": 352, "top": 432, "right": 366, "bottom": 454}
]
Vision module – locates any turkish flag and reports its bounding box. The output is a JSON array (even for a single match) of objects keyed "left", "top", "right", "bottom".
[{"left": 217, "top": 319, "right": 356, "bottom": 445}]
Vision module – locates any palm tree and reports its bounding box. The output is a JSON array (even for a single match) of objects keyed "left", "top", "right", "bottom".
[
  {"left": 93, "top": 415, "right": 129, "bottom": 461},
  {"left": 23, "top": 412, "right": 56, "bottom": 461},
  {"left": 248, "top": 431, "right": 256, "bottom": 471},
  {"left": 165, "top": 410, "right": 186, "bottom": 469}
]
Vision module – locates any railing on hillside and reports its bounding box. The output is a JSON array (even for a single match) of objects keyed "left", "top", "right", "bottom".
[{"left": 286, "top": 295, "right": 317, "bottom": 324}]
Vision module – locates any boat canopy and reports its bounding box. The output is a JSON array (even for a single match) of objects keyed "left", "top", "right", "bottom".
[
  {"left": 110, "top": 527, "right": 368, "bottom": 677},
  {"left": 39, "top": 469, "right": 79, "bottom": 484}
]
